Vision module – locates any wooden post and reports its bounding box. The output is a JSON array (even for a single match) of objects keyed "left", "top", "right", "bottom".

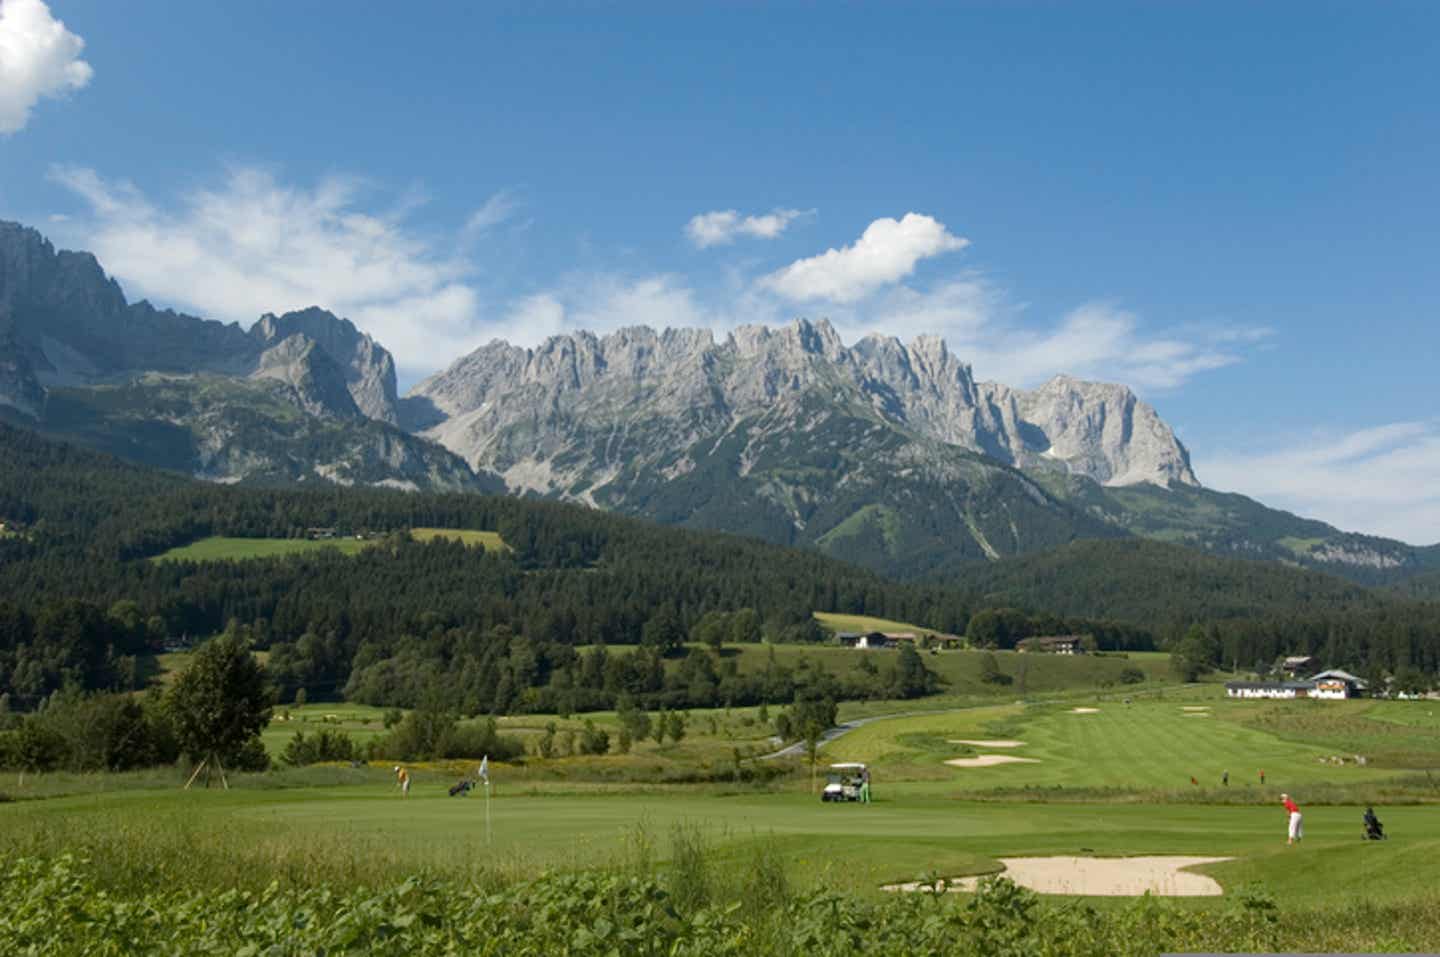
[{"left": 184, "top": 758, "right": 207, "bottom": 790}]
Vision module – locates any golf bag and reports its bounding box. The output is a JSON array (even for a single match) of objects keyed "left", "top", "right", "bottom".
[
  {"left": 1363, "top": 807, "right": 1385, "bottom": 840},
  {"left": 448, "top": 779, "right": 473, "bottom": 797}
]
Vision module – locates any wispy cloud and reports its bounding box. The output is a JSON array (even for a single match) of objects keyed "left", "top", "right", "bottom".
[
  {"left": 0, "top": 0, "right": 91, "bottom": 134},
  {"left": 761, "top": 213, "right": 968, "bottom": 303},
  {"left": 685, "top": 207, "right": 807, "bottom": 248},
  {"left": 50, "top": 164, "right": 487, "bottom": 371},
  {"left": 483, "top": 274, "right": 715, "bottom": 347},
  {"left": 46, "top": 164, "right": 1262, "bottom": 402},
  {"left": 1196, "top": 422, "right": 1440, "bottom": 544},
  {"left": 463, "top": 189, "right": 521, "bottom": 237}
]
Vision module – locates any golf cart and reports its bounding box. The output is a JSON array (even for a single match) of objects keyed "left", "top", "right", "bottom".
[{"left": 821, "top": 762, "right": 868, "bottom": 802}]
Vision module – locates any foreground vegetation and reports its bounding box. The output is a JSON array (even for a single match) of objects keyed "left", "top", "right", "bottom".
[
  {"left": 6, "top": 684, "right": 1440, "bottom": 953},
  {"left": 7, "top": 849, "right": 1440, "bottom": 956}
]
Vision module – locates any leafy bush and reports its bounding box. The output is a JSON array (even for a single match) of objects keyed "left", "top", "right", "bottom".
[
  {"left": 579, "top": 719, "right": 610, "bottom": 755},
  {"left": 2, "top": 853, "right": 1430, "bottom": 955}
]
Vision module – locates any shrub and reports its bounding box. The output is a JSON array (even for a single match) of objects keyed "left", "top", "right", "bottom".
[
  {"left": 282, "top": 729, "right": 359, "bottom": 767},
  {"left": 579, "top": 720, "right": 610, "bottom": 755}
]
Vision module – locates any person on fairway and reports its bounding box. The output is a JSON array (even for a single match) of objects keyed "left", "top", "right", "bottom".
[
  {"left": 1282, "top": 793, "right": 1302, "bottom": 844},
  {"left": 1222, "top": 770, "right": 1229, "bottom": 787},
  {"left": 394, "top": 765, "right": 411, "bottom": 797}
]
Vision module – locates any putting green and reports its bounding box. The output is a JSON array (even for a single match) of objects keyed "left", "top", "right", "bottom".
[{"left": 9, "top": 782, "right": 1436, "bottom": 905}]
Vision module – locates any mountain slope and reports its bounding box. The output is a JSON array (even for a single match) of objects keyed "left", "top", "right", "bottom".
[
  {"left": 411, "top": 320, "right": 1198, "bottom": 490},
  {"left": 405, "top": 321, "right": 1181, "bottom": 573},
  {"left": 0, "top": 220, "right": 470, "bottom": 490},
  {"left": 3, "top": 219, "right": 1433, "bottom": 585}
]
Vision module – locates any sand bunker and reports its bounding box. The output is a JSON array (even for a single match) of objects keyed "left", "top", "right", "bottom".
[
  {"left": 1070, "top": 707, "right": 1100, "bottom": 714},
  {"left": 948, "top": 739, "right": 1025, "bottom": 748},
  {"left": 1181, "top": 706, "right": 1210, "bottom": 712},
  {"left": 884, "top": 856, "right": 1231, "bottom": 897},
  {"left": 944, "top": 755, "right": 1041, "bottom": 768}
]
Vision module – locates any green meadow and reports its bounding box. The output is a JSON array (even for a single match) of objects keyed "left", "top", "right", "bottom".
[
  {"left": 151, "top": 528, "right": 508, "bottom": 563},
  {"left": 812, "top": 611, "right": 940, "bottom": 635},
  {"left": 9, "top": 672, "right": 1440, "bottom": 952}
]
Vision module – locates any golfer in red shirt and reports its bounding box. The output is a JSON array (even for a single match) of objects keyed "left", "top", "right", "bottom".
[{"left": 1282, "top": 793, "right": 1302, "bottom": 844}]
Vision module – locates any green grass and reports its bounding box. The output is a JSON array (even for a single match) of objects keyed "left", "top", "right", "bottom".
[
  {"left": 410, "top": 527, "right": 509, "bottom": 551},
  {"left": 721, "top": 643, "right": 1172, "bottom": 696},
  {"left": 263, "top": 702, "right": 395, "bottom": 756},
  {"left": 152, "top": 528, "right": 508, "bottom": 563},
  {"left": 4, "top": 774, "right": 1440, "bottom": 908},
  {"left": 813, "top": 611, "right": 939, "bottom": 635},
  {"left": 152, "top": 536, "right": 372, "bottom": 562},
  {"left": 825, "top": 694, "right": 1437, "bottom": 800}
]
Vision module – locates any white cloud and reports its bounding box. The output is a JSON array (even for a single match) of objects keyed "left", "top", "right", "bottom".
[
  {"left": 685, "top": 208, "right": 806, "bottom": 248},
  {"left": 0, "top": 0, "right": 91, "bottom": 134},
  {"left": 761, "top": 213, "right": 968, "bottom": 303},
  {"left": 1196, "top": 423, "right": 1440, "bottom": 545},
  {"left": 463, "top": 189, "right": 520, "bottom": 237},
  {"left": 50, "top": 164, "right": 488, "bottom": 371},
  {"left": 960, "top": 302, "right": 1246, "bottom": 390},
  {"left": 813, "top": 281, "right": 1253, "bottom": 391},
  {"left": 484, "top": 274, "right": 715, "bottom": 347},
  {"left": 44, "top": 162, "right": 1262, "bottom": 410}
]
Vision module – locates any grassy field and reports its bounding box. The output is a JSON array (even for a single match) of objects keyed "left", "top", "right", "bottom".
[
  {"left": 263, "top": 702, "right": 395, "bottom": 756},
  {"left": 4, "top": 765, "right": 1439, "bottom": 909},
  {"left": 824, "top": 694, "right": 1423, "bottom": 798},
  {"left": 409, "top": 527, "right": 509, "bottom": 551},
  {"left": 152, "top": 528, "right": 508, "bottom": 562},
  {"left": 152, "top": 536, "right": 372, "bottom": 562},
  {"left": 7, "top": 691, "right": 1440, "bottom": 952},
  {"left": 813, "top": 611, "right": 940, "bottom": 635},
  {"left": 719, "top": 643, "right": 1173, "bottom": 695}
]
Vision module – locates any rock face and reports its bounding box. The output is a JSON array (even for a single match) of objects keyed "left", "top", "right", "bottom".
[
  {"left": 411, "top": 319, "right": 1198, "bottom": 491},
  {"left": 0, "top": 220, "right": 466, "bottom": 491},
  {"left": 251, "top": 333, "right": 364, "bottom": 421},
  {"left": 0, "top": 222, "right": 400, "bottom": 425},
  {"left": 251, "top": 308, "right": 399, "bottom": 423}
]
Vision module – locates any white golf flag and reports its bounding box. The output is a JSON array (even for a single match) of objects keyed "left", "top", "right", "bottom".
[{"left": 478, "top": 755, "right": 489, "bottom": 784}]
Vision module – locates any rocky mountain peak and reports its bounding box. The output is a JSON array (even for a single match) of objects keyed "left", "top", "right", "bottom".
[
  {"left": 251, "top": 307, "right": 399, "bottom": 423},
  {"left": 409, "top": 320, "right": 1198, "bottom": 491},
  {"left": 251, "top": 333, "right": 363, "bottom": 420}
]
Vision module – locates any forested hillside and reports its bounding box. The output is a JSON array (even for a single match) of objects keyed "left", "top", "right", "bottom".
[
  {"left": 2, "top": 424, "right": 1436, "bottom": 714},
  {"left": 947, "top": 539, "right": 1440, "bottom": 677}
]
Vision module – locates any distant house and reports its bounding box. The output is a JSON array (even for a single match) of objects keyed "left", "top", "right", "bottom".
[
  {"left": 306, "top": 527, "right": 338, "bottom": 540},
  {"left": 1017, "top": 635, "right": 1087, "bottom": 655},
  {"left": 1225, "top": 680, "right": 1315, "bottom": 699},
  {"left": 854, "top": 631, "right": 891, "bottom": 649},
  {"left": 1308, "top": 669, "right": 1367, "bottom": 699},
  {"left": 1226, "top": 669, "right": 1365, "bottom": 700},
  {"left": 851, "top": 630, "right": 961, "bottom": 650},
  {"left": 1280, "top": 655, "right": 1318, "bottom": 676}
]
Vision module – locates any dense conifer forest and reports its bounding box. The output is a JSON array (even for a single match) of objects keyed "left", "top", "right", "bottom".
[{"left": 1, "top": 423, "right": 1436, "bottom": 713}]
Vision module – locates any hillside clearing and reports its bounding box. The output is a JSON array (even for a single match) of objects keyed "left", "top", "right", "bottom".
[{"left": 151, "top": 528, "right": 508, "bottom": 563}]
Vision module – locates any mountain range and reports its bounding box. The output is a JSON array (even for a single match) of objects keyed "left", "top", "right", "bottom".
[{"left": 2, "top": 219, "right": 1435, "bottom": 583}]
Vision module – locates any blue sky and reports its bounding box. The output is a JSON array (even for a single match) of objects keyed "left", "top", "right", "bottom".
[{"left": 2, "top": 1, "right": 1437, "bottom": 543}]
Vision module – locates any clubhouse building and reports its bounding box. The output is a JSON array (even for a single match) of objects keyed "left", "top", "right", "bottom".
[{"left": 1225, "top": 669, "right": 1367, "bottom": 700}]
